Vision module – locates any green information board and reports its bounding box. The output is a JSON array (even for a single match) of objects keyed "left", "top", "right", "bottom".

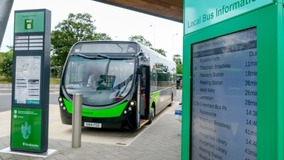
[{"left": 183, "top": 1, "right": 284, "bottom": 160}]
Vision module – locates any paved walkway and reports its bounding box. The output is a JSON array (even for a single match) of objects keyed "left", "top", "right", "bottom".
[{"left": 0, "top": 103, "right": 181, "bottom": 160}]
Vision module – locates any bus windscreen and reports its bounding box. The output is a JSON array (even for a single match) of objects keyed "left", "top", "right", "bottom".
[
  {"left": 72, "top": 42, "right": 138, "bottom": 54},
  {"left": 64, "top": 57, "right": 135, "bottom": 106}
]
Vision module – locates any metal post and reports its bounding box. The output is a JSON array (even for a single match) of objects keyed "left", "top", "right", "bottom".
[
  {"left": 0, "top": 0, "right": 14, "bottom": 48},
  {"left": 72, "top": 93, "right": 82, "bottom": 148}
]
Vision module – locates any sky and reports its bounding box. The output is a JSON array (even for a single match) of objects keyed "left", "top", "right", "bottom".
[{"left": 1, "top": 0, "right": 183, "bottom": 60}]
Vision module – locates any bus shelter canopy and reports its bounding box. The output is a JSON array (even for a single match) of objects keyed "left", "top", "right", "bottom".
[{"left": 92, "top": 0, "right": 183, "bottom": 23}]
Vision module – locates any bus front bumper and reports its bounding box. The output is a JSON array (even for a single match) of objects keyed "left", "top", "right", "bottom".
[{"left": 59, "top": 108, "right": 135, "bottom": 129}]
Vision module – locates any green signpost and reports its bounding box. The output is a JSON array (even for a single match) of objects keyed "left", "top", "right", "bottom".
[
  {"left": 10, "top": 9, "right": 51, "bottom": 153},
  {"left": 183, "top": 1, "right": 284, "bottom": 160}
]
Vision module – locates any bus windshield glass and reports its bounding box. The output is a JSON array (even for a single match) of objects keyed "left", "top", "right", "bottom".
[
  {"left": 72, "top": 42, "right": 138, "bottom": 54},
  {"left": 63, "top": 56, "right": 135, "bottom": 106}
]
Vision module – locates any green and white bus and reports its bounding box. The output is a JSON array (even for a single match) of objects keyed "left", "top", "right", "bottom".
[{"left": 58, "top": 41, "right": 176, "bottom": 130}]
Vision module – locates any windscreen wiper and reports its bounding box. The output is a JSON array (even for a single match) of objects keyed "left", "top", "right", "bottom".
[
  {"left": 73, "top": 52, "right": 132, "bottom": 60},
  {"left": 99, "top": 53, "right": 134, "bottom": 60},
  {"left": 97, "top": 53, "right": 110, "bottom": 59},
  {"left": 72, "top": 53, "right": 97, "bottom": 59}
]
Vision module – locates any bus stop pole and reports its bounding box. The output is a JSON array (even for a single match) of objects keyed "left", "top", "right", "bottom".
[{"left": 72, "top": 93, "right": 82, "bottom": 148}]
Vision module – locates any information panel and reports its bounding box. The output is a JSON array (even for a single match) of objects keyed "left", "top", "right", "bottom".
[
  {"left": 191, "top": 28, "right": 257, "bottom": 160},
  {"left": 15, "top": 56, "right": 41, "bottom": 104},
  {"left": 11, "top": 108, "right": 42, "bottom": 151},
  {"left": 11, "top": 9, "right": 51, "bottom": 153}
]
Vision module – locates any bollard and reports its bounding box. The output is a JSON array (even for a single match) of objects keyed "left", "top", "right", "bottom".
[{"left": 72, "top": 93, "right": 82, "bottom": 148}]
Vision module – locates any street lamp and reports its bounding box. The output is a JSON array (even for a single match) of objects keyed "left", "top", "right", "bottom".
[
  {"left": 149, "top": 24, "right": 155, "bottom": 48},
  {"left": 172, "top": 33, "right": 178, "bottom": 59}
]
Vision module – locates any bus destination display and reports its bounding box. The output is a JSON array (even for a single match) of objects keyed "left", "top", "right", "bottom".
[{"left": 191, "top": 28, "right": 257, "bottom": 160}]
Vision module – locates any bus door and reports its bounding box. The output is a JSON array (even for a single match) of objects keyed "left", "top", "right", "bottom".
[{"left": 140, "top": 66, "right": 150, "bottom": 121}]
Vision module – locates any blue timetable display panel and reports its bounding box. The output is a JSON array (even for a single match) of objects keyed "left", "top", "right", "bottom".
[{"left": 191, "top": 28, "right": 257, "bottom": 160}]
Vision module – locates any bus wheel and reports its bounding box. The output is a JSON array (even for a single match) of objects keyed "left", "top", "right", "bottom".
[
  {"left": 168, "top": 93, "right": 174, "bottom": 107},
  {"left": 146, "top": 107, "right": 155, "bottom": 125}
]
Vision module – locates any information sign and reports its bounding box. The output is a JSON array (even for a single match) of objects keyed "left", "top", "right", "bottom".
[
  {"left": 15, "top": 56, "right": 41, "bottom": 104},
  {"left": 191, "top": 28, "right": 257, "bottom": 160},
  {"left": 10, "top": 9, "right": 51, "bottom": 153},
  {"left": 184, "top": 0, "right": 273, "bottom": 34},
  {"left": 14, "top": 11, "right": 44, "bottom": 33}
]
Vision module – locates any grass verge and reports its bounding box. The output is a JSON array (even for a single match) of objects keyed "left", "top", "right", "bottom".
[{"left": 0, "top": 76, "right": 60, "bottom": 85}]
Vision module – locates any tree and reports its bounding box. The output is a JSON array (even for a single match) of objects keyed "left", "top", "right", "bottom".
[
  {"left": 0, "top": 52, "right": 3, "bottom": 68},
  {"left": 176, "top": 63, "right": 182, "bottom": 74},
  {"left": 129, "top": 35, "right": 167, "bottom": 57},
  {"left": 94, "top": 33, "right": 112, "bottom": 40},
  {"left": 51, "top": 13, "right": 112, "bottom": 69},
  {"left": 173, "top": 54, "right": 182, "bottom": 64},
  {"left": 1, "top": 49, "right": 13, "bottom": 81},
  {"left": 153, "top": 48, "right": 166, "bottom": 57},
  {"left": 173, "top": 54, "right": 182, "bottom": 74},
  {"left": 129, "top": 35, "right": 152, "bottom": 47}
]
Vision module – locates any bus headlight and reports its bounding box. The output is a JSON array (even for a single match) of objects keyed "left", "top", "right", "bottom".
[
  {"left": 58, "top": 97, "right": 63, "bottom": 102},
  {"left": 130, "top": 101, "right": 136, "bottom": 106}
]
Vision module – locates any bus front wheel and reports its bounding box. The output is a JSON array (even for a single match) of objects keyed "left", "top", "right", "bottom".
[{"left": 146, "top": 106, "right": 155, "bottom": 125}]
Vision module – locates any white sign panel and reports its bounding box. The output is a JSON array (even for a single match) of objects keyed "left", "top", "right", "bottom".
[
  {"left": 191, "top": 28, "right": 257, "bottom": 160},
  {"left": 15, "top": 56, "right": 41, "bottom": 104}
]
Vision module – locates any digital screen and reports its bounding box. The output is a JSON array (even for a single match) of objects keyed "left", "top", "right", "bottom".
[
  {"left": 97, "top": 75, "right": 116, "bottom": 90},
  {"left": 191, "top": 28, "right": 257, "bottom": 160}
]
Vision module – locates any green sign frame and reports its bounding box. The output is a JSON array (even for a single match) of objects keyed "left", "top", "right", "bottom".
[
  {"left": 183, "top": 2, "right": 284, "bottom": 160},
  {"left": 14, "top": 11, "right": 45, "bottom": 33}
]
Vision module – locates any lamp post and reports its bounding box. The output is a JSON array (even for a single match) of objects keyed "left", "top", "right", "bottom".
[
  {"left": 149, "top": 24, "right": 155, "bottom": 48},
  {"left": 172, "top": 33, "right": 178, "bottom": 59}
]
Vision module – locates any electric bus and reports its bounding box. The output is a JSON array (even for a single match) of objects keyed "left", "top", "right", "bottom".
[{"left": 58, "top": 41, "right": 176, "bottom": 130}]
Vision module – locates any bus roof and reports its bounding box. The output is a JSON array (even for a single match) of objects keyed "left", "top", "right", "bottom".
[{"left": 70, "top": 40, "right": 176, "bottom": 72}]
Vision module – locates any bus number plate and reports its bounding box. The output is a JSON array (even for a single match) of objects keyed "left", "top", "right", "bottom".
[{"left": 84, "top": 122, "right": 102, "bottom": 128}]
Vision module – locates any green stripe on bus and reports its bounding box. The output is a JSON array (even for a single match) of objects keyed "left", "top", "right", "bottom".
[
  {"left": 151, "top": 91, "right": 160, "bottom": 107},
  {"left": 63, "top": 98, "right": 128, "bottom": 118}
]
